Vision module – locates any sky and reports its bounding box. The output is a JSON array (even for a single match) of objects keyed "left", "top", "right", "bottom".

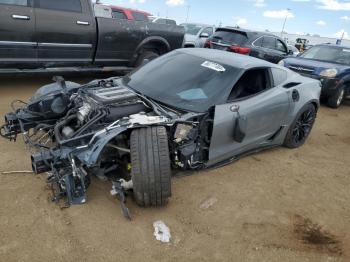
[{"left": 99, "top": 0, "right": 350, "bottom": 39}]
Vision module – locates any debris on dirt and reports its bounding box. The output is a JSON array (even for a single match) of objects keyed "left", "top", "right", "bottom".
[
  {"left": 1, "top": 170, "right": 33, "bottom": 175},
  {"left": 325, "top": 133, "right": 337, "bottom": 137},
  {"left": 153, "top": 221, "right": 171, "bottom": 243},
  {"left": 293, "top": 215, "right": 343, "bottom": 256},
  {"left": 252, "top": 156, "right": 262, "bottom": 162},
  {"left": 199, "top": 197, "right": 218, "bottom": 210}
]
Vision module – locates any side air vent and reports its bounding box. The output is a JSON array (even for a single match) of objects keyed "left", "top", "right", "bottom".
[{"left": 283, "top": 82, "right": 301, "bottom": 89}]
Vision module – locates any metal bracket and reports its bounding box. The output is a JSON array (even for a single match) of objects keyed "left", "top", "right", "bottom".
[{"left": 111, "top": 181, "right": 131, "bottom": 220}]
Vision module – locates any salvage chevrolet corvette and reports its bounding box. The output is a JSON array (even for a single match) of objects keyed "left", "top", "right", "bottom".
[{"left": 0, "top": 49, "right": 321, "bottom": 218}]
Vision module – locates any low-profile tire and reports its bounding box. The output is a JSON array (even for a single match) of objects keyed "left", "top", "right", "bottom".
[
  {"left": 327, "top": 85, "right": 345, "bottom": 108},
  {"left": 284, "top": 104, "right": 317, "bottom": 149},
  {"left": 134, "top": 51, "right": 159, "bottom": 67},
  {"left": 130, "top": 126, "right": 171, "bottom": 207}
]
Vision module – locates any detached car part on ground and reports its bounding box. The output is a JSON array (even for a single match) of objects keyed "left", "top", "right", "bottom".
[
  {"left": 280, "top": 44, "right": 350, "bottom": 108},
  {"left": 1, "top": 49, "right": 321, "bottom": 219}
]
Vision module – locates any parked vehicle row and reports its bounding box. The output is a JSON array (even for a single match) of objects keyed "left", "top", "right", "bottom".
[
  {"left": 0, "top": 0, "right": 184, "bottom": 74},
  {"left": 0, "top": 0, "right": 348, "bottom": 219},
  {"left": 199, "top": 27, "right": 349, "bottom": 108}
]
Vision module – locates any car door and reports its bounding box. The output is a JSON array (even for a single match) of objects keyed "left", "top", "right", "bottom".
[
  {"left": 34, "top": 0, "right": 96, "bottom": 67},
  {"left": 0, "top": 0, "right": 37, "bottom": 69},
  {"left": 208, "top": 67, "right": 291, "bottom": 165},
  {"left": 261, "top": 36, "right": 288, "bottom": 63},
  {"left": 275, "top": 39, "right": 289, "bottom": 62}
]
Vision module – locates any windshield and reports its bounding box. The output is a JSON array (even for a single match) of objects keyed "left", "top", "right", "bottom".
[
  {"left": 123, "top": 52, "right": 241, "bottom": 112},
  {"left": 300, "top": 46, "right": 350, "bottom": 65},
  {"left": 181, "top": 24, "right": 203, "bottom": 35}
]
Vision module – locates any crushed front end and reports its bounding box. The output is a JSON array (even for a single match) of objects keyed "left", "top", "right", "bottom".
[{"left": 0, "top": 77, "right": 213, "bottom": 218}]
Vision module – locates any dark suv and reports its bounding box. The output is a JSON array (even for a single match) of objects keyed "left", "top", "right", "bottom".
[
  {"left": 205, "top": 27, "right": 291, "bottom": 64},
  {"left": 279, "top": 44, "right": 350, "bottom": 108}
]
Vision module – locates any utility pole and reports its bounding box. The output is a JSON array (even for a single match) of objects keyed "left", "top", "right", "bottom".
[
  {"left": 185, "top": 5, "right": 191, "bottom": 22},
  {"left": 281, "top": 8, "right": 291, "bottom": 38}
]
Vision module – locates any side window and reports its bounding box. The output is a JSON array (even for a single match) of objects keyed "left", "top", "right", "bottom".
[
  {"left": 37, "top": 0, "right": 82, "bottom": 12},
  {"left": 253, "top": 37, "right": 263, "bottom": 47},
  {"left": 228, "top": 68, "right": 271, "bottom": 101},
  {"left": 202, "top": 27, "right": 214, "bottom": 36},
  {"left": 271, "top": 68, "right": 288, "bottom": 86},
  {"left": 262, "top": 37, "right": 276, "bottom": 50},
  {"left": 132, "top": 12, "right": 148, "bottom": 21},
  {"left": 167, "top": 20, "right": 176, "bottom": 25},
  {"left": 276, "top": 40, "right": 287, "bottom": 53},
  {"left": 112, "top": 10, "right": 127, "bottom": 20},
  {"left": 156, "top": 18, "right": 167, "bottom": 24},
  {"left": 0, "top": 0, "right": 28, "bottom": 5}
]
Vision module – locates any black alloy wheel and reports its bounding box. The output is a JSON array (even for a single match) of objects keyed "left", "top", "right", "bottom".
[{"left": 284, "top": 104, "right": 317, "bottom": 148}]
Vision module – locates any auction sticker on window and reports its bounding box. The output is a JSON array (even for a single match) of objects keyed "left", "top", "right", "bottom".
[{"left": 201, "top": 61, "right": 226, "bottom": 72}]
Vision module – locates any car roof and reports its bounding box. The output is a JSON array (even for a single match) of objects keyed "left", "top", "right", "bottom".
[{"left": 177, "top": 48, "right": 273, "bottom": 69}]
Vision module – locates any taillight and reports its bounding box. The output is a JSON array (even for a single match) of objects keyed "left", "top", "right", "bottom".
[
  {"left": 229, "top": 46, "right": 251, "bottom": 55},
  {"left": 204, "top": 39, "right": 211, "bottom": 48}
]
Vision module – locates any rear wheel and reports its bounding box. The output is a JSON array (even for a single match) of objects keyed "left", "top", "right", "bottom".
[
  {"left": 130, "top": 126, "right": 171, "bottom": 207},
  {"left": 284, "top": 104, "right": 317, "bottom": 149},
  {"left": 134, "top": 51, "right": 159, "bottom": 67},
  {"left": 327, "top": 85, "right": 345, "bottom": 108}
]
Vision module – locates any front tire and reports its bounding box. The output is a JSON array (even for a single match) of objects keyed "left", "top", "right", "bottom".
[
  {"left": 284, "top": 104, "right": 317, "bottom": 149},
  {"left": 130, "top": 127, "right": 171, "bottom": 207},
  {"left": 327, "top": 85, "right": 345, "bottom": 108}
]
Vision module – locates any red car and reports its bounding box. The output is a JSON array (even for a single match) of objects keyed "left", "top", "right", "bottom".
[{"left": 109, "top": 5, "right": 151, "bottom": 21}]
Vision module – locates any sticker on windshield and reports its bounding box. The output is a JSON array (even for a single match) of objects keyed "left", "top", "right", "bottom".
[
  {"left": 201, "top": 61, "right": 226, "bottom": 72},
  {"left": 343, "top": 49, "right": 350, "bottom": 53}
]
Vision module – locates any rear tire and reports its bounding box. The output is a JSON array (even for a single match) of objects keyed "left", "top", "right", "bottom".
[
  {"left": 130, "top": 126, "right": 171, "bottom": 207},
  {"left": 284, "top": 104, "right": 317, "bottom": 149},
  {"left": 327, "top": 85, "right": 345, "bottom": 108},
  {"left": 135, "top": 51, "right": 159, "bottom": 67}
]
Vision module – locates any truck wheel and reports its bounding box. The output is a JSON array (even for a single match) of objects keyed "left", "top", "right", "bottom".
[
  {"left": 327, "top": 85, "right": 345, "bottom": 108},
  {"left": 130, "top": 126, "right": 171, "bottom": 207},
  {"left": 284, "top": 104, "right": 317, "bottom": 149},
  {"left": 135, "top": 51, "right": 159, "bottom": 67}
]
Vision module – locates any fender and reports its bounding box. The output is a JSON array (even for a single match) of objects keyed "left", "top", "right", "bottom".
[
  {"left": 77, "top": 126, "right": 128, "bottom": 166},
  {"left": 339, "top": 75, "right": 350, "bottom": 90},
  {"left": 134, "top": 36, "right": 171, "bottom": 55}
]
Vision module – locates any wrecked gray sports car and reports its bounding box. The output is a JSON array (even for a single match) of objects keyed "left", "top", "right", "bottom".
[{"left": 1, "top": 49, "right": 321, "bottom": 218}]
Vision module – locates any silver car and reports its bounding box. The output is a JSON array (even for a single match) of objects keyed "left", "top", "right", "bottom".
[
  {"left": 181, "top": 23, "right": 215, "bottom": 48},
  {"left": 1, "top": 49, "right": 321, "bottom": 218}
]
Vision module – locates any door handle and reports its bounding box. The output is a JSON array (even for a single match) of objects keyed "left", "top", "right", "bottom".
[
  {"left": 77, "top": 21, "right": 90, "bottom": 26},
  {"left": 12, "top": 14, "right": 30, "bottom": 20}
]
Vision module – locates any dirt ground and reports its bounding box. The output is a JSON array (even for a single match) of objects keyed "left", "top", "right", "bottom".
[{"left": 0, "top": 76, "right": 349, "bottom": 262}]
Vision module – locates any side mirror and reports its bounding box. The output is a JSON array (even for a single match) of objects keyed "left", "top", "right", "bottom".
[
  {"left": 287, "top": 49, "right": 294, "bottom": 55},
  {"left": 230, "top": 104, "right": 240, "bottom": 112},
  {"left": 233, "top": 116, "right": 247, "bottom": 143},
  {"left": 200, "top": 32, "right": 209, "bottom": 38}
]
